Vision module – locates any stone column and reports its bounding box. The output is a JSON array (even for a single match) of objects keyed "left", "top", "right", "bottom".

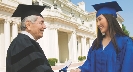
[
  {"left": 49, "top": 28, "right": 59, "bottom": 60},
  {"left": 77, "top": 36, "right": 82, "bottom": 57},
  {"left": 4, "top": 19, "right": 11, "bottom": 67},
  {"left": 68, "top": 31, "right": 77, "bottom": 62},
  {"left": 81, "top": 36, "right": 87, "bottom": 56},
  {"left": 12, "top": 22, "right": 18, "bottom": 40},
  {"left": 86, "top": 38, "right": 90, "bottom": 53},
  {"left": 0, "top": 20, "right": 5, "bottom": 69},
  {"left": 72, "top": 32, "right": 78, "bottom": 62},
  {"left": 68, "top": 33, "right": 72, "bottom": 61}
]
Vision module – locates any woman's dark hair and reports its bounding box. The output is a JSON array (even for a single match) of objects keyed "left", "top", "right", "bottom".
[{"left": 92, "top": 14, "right": 128, "bottom": 54}]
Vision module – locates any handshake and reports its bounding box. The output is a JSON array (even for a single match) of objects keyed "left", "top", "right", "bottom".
[
  {"left": 59, "top": 60, "right": 81, "bottom": 72},
  {"left": 70, "top": 68, "right": 81, "bottom": 72}
]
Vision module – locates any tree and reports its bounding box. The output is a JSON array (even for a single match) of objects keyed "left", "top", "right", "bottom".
[{"left": 122, "top": 24, "right": 130, "bottom": 36}]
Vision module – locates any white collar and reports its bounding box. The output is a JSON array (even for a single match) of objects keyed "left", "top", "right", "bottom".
[{"left": 21, "top": 31, "right": 35, "bottom": 40}]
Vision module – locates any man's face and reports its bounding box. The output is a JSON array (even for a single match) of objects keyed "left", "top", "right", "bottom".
[{"left": 27, "top": 16, "right": 46, "bottom": 40}]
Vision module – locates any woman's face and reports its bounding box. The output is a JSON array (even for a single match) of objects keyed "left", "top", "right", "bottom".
[{"left": 96, "top": 14, "right": 109, "bottom": 33}]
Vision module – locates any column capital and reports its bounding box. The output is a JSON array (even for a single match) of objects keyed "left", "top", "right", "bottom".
[
  {"left": 11, "top": 21, "right": 17, "bottom": 25},
  {"left": 82, "top": 36, "right": 86, "bottom": 39},
  {"left": 12, "top": 21, "right": 16, "bottom": 24},
  {"left": 72, "top": 31, "right": 76, "bottom": 34},
  {"left": 16, "top": 21, "right": 21, "bottom": 24},
  {"left": 4, "top": 19, "right": 12, "bottom": 23},
  {"left": 10, "top": 21, "right": 20, "bottom": 27}
]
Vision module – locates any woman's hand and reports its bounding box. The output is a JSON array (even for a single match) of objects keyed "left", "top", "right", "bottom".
[{"left": 70, "top": 68, "right": 81, "bottom": 72}]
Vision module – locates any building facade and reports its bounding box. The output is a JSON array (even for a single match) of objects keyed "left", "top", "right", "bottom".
[{"left": 0, "top": 0, "right": 124, "bottom": 72}]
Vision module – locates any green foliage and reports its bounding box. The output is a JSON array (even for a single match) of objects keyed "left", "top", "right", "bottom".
[
  {"left": 78, "top": 56, "right": 86, "bottom": 61},
  {"left": 48, "top": 58, "right": 58, "bottom": 66},
  {"left": 122, "top": 24, "right": 130, "bottom": 36},
  {"left": 82, "top": 56, "right": 86, "bottom": 60},
  {"left": 78, "top": 56, "right": 82, "bottom": 61}
]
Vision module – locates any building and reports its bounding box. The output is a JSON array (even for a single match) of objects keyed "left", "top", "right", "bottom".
[{"left": 0, "top": 0, "right": 124, "bottom": 72}]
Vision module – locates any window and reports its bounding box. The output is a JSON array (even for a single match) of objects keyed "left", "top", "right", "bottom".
[
  {"left": 32, "top": 1, "right": 39, "bottom": 5},
  {"left": 43, "top": 4, "right": 51, "bottom": 9},
  {"left": 53, "top": 4, "right": 57, "bottom": 9},
  {"left": 90, "top": 24, "right": 92, "bottom": 27},
  {"left": 82, "top": 20, "right": 84, "bottom": 24},
  {"left": 71, "top": 13, "right": 74, "bottom": 17}
]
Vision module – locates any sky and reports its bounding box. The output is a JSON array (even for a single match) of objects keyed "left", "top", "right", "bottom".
[{"left": 71, "top": 0, "right": 133, "bottom": 37}]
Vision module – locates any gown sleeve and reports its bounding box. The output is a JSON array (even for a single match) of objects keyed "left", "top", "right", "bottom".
[
  {"left": 78, "top": 48, "right": 92, "bottom": 72},
  {"left": 121, "top": 37, "right": 133, "bottom": 72},
  {"left": 7, "top": 38, "right": 54, "bottom": 72}
]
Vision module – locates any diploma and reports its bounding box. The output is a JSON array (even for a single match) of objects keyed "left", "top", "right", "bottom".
[{"left": 59, "top": 60, "right": 72, "bottom": 72}]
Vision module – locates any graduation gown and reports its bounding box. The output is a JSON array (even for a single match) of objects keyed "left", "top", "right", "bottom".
[
  {"left": 6, "top": 33, "right": 54, "bottom": 72},
  {"left": 79, "top": 35, "right": 133, "bottom": 72}
]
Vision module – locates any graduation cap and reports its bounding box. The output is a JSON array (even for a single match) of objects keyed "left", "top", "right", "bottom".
[
  {"left": 92, "top": 1, "right": 122, "bottom": 18},
  {"left": 12, "top": 4, "right": 46, "bottom": 21}
]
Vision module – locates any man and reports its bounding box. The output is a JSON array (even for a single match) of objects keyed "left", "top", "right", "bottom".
[{"left": 6, "top": 4, "right": 54, "bottom": 72}]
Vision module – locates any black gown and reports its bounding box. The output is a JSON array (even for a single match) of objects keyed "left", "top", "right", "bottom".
[{"left": 6, "top": 33, "right": 54, "bottom": 72}]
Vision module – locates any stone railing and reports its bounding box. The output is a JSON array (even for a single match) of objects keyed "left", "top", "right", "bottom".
[
  {"left": 43, "top": 9, "right": 76, "bottom": 23},
  {"left": 0, "top": 0, "right": 19, "bottom": 7},
  {"left": 58, "top": 0, "right": 88, "bottom": 15},
  {"left": 42, "top": 9, "right": 95, "bottom": 34},
  {"left": 43, "top": 9, "right": 90, "bottom": 26},
  {"left": 78, "top": 25, "right": 90, "bottom": 32}
]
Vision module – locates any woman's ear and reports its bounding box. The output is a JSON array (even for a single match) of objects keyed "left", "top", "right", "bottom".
[{"left": 25, "top": 20, "right": 31, "bottom": 30}]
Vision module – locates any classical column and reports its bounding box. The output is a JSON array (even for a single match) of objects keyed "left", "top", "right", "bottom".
[
  {"left": 4, "top": 19, "right": 10, "bottom": 54},
  {"left": 86, "top": 38, "right": 90, "bottom": 52},
  {"left": 77, "top": 36, "right": 82, "bottom": 57},
  {"left": 72, "top": 32, "right": 78, "bottom": 62},
  {"left": 0, "top": 20, "right": 5, "bottom": 68},
  {"left": 68, "top": 31, "right": 77, "bottom": 62},
  {"left": 81, "top": 36, "right": 87, "bottom": 56},
  {"left": 4, "top": 19, "right": 11, "bottom": 66},
  {"left": 68, "top": 33, "right": 72, "bottom": 61},
  {"left": 49, "top": 28, "right": 59, "bottom": 60},
  {"left": 12, "top": 22, "right": 18, "bottom": 40}
]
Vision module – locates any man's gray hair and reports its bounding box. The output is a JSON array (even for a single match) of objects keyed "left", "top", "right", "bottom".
[{"left": 21, "top": 15, "right": 38, "bottom": 31}]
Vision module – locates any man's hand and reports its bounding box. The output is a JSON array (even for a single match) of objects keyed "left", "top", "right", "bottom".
[{"left": 70, "top": 68, "right": 81, "bottom": 72}]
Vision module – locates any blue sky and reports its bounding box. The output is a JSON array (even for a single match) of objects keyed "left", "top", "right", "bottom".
[{"left": 71, "top": 0, "right": 133, "bottom": 37}]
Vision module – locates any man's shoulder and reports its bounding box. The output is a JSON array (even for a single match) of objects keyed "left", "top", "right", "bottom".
[
  {"left": 12, "top": 33, "right": 33, "bottom": 46},
  {"left": 15, "top": 33, "right": 31, "bottom": 41},
  {"left": 9, "top": 34, "right": 34, "bottom": 51},
  {"left": 8, "top": 34, "right": 37, "bottom": 56}
]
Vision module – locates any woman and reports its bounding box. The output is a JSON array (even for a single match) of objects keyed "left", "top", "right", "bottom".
[{"left": 70, "top": 1, "right": 133, "bottom": 72}]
